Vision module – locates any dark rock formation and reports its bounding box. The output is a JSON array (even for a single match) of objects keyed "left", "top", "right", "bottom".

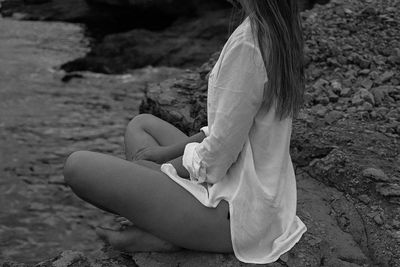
[{"left": 61, "top": 9, "right": 232, "bottom": 73}]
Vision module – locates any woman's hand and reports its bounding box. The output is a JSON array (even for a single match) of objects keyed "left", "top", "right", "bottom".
[{"left": 134, "top": 146, "right": 171, "bottom": 164}]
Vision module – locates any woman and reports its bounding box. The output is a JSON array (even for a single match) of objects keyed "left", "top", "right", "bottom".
[{"left": 63, "top": 0, "right": 307, "bottom": 264}]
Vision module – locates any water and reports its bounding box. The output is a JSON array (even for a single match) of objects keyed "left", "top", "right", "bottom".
[{"left": 0, "top": 17, "right": 183, "bottom": 264}]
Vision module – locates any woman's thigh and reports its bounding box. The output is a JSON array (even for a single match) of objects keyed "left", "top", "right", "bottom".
[
  {"left": 125, "top": 114, "right": 189, "bottom": 159},
  {"left": 64, "top": 151, "right": 232, "bottom": 253}
]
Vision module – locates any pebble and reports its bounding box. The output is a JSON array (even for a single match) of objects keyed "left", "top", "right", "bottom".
[
  {"left": 359, "top": 69, "right": 371, "bottom": 75},
  {"left": 360, "top": 102, "right": 373, "bottom": 111},
  {"left": 331, "top": 80, "right": 342, "bottom": 92},
  {"left": 316, "top": 95, "right": 330, "bottom": 105},
  {"left": 369, "top": 71, "right": 379, "bottom": 80},
  {"left": 352, "top": 88, "right": 375, "bottom": 105},
  {"left": 380, "top": 71, "right": 395, "bottom": 83},
  {"left": 392, "top": 219, "right": 400, "bottom": 229},
  {"left": 361, "top": 79, "right": 373, "bottom": 90},
  {"left": 340, "top": 87, "right": 352, "bottom": 97},
  {"left": 358, "top": 194, "right": 371, "bottom": 204},
  {"left": 374, "top": 214, "right": 384, "bottom": 225},
  {"left": 312, "top": 104, "right": 329, "bottom": 117},
  {"left": 376, "top": 107, "right": 389, "bottom": 116},
  {"left": 325, "top": 110, "right": 344, "bottom": 124}
]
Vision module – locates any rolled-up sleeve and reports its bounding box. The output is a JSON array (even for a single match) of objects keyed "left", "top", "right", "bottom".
[{"left": 183, "top": 40, "right": 267, "bottom": 184}]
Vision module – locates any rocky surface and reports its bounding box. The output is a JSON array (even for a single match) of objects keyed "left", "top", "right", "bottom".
[
  {"left": 140, "top": 0, "right": 400, "bottom": 266},
  {"left": 1, "top": 0, "right": 399, "bottom": 266}
]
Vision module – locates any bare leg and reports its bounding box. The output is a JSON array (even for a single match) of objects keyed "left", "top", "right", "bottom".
[
  {"left": 64, "top": 151, "right": 232, "bottom": 253},
  {"left": 124, "top": 113, "right": 188, "bottom": 161},
  {"left": 95, "top": 114, "right": 193, "bottom": 252}
]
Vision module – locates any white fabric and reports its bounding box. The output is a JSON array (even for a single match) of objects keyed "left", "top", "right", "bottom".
[{"left": 160, "top": 17, "right": 306, "bottom": 264}]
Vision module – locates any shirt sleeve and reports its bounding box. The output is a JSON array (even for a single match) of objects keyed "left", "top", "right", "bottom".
[{"left": 182, "top": 40, "right": 267, "bottom": 184}]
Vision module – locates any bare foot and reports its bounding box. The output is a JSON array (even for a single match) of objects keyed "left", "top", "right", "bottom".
[{"left": 96, "top": 226, "right": 181, "bottom": 253}]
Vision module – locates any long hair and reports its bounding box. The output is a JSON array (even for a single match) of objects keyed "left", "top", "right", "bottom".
[{"left": 239, "top": 0, "right": 305, "bottom": 120}]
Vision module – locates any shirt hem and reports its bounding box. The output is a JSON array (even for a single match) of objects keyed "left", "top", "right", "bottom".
[{"left": 232, "top": 223, "right": 307, "bottom": 264}]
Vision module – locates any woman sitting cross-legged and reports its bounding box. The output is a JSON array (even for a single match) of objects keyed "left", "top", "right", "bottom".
[{"left": 63, "top": 0, "right": 307, "bottom": 264}]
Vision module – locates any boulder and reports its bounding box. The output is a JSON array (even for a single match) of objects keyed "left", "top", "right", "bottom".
[{"left": 61, "top": 9, "right": 231, "bottom": 73}]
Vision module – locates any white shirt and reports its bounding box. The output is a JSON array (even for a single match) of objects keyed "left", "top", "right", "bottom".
[{"left": 161, "top": 17, "right": 306, "bottom": 264}]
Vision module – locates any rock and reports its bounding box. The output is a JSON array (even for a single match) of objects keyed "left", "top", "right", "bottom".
[
  {"left": 36, "top": 251, "right": 89, "bottom": 267},
  {"left": 360, "top": 6, "right": 378, "bottom": 16},
  {"left": 340, "top": 87, "right": 352, "bottom": 97},
  {"left": 312, "top": 78, "right": 329, "bottom": 91},
  {"left": 312, "top": 104, "right": 329, "bottom": 117},
  {"left": 392, "top": 219, "right": 400, "bottom": 229},
  {"left": 353, "top": 54, "right": 370, "bottom": 68},
  {"left": 369, "top": 71, "right": 380, "bottom": 80},
  {"left": 360, "top": 78, "right": 373, "bottom": 90},
  {"left": 352, "top": 88, "right": 375, "bottom": 105},
  {"left": 358, "top": 194, "right": 370, "bottom": 204},
  {"left": 330, "top": 80, "right": 342, "bottom": 93},
  {"left": 360, "top": 102, "right": 373, "bottom": 112},
  {"left": 325, "top": 110, "right": 344, "bottom": 124},
  {"left": 376, "top": 183, "right": 400, "bottom": 197},
  {"left": 359, "top": 69, "right": 370, "bottom": 75},
  {"left": 370, "top": 86, "right": 391, "bottom": 106},
  {"left": 315, "top": 95, "right": 330, "bottom": 105},
  {"left": 61, "top": 9, "right": 231, "bottom": 73},
  {"left": 373, "top": 214, "right": 384, "bottom": 226},
  {"left": 375, "top": 107, "right": 389, "bottom": 117},
  {"left": 362, "top": 168, "right": 389, "bottom": 182},
  {"left": 379, "top": 71, "right": 395, "bottom": 83},
  {"left": 328, "top": 90, "right": 339, "bottom": 102}
]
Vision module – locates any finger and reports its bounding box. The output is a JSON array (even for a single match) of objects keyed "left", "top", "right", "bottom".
[
  {"left": 135, "top": 152, "right": 149, "bottom": 161},
  {"left": 134, "top": 148, "right": 146, "bottom": 160},
  {"left": 135, "top": 147, "right": 146, "bottom": 155}
]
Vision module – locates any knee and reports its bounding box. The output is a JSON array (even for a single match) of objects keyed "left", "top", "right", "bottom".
[
  {"left": 63, "top": 151, "right": 91, "bottom": 189},
  {"left": 126, "top": 113, "right": 156, "bottom": 134}
]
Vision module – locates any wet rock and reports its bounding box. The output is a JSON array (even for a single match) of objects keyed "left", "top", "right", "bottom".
[{"left": 61, "top": 9, "right": 231, "bottom": 73}]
